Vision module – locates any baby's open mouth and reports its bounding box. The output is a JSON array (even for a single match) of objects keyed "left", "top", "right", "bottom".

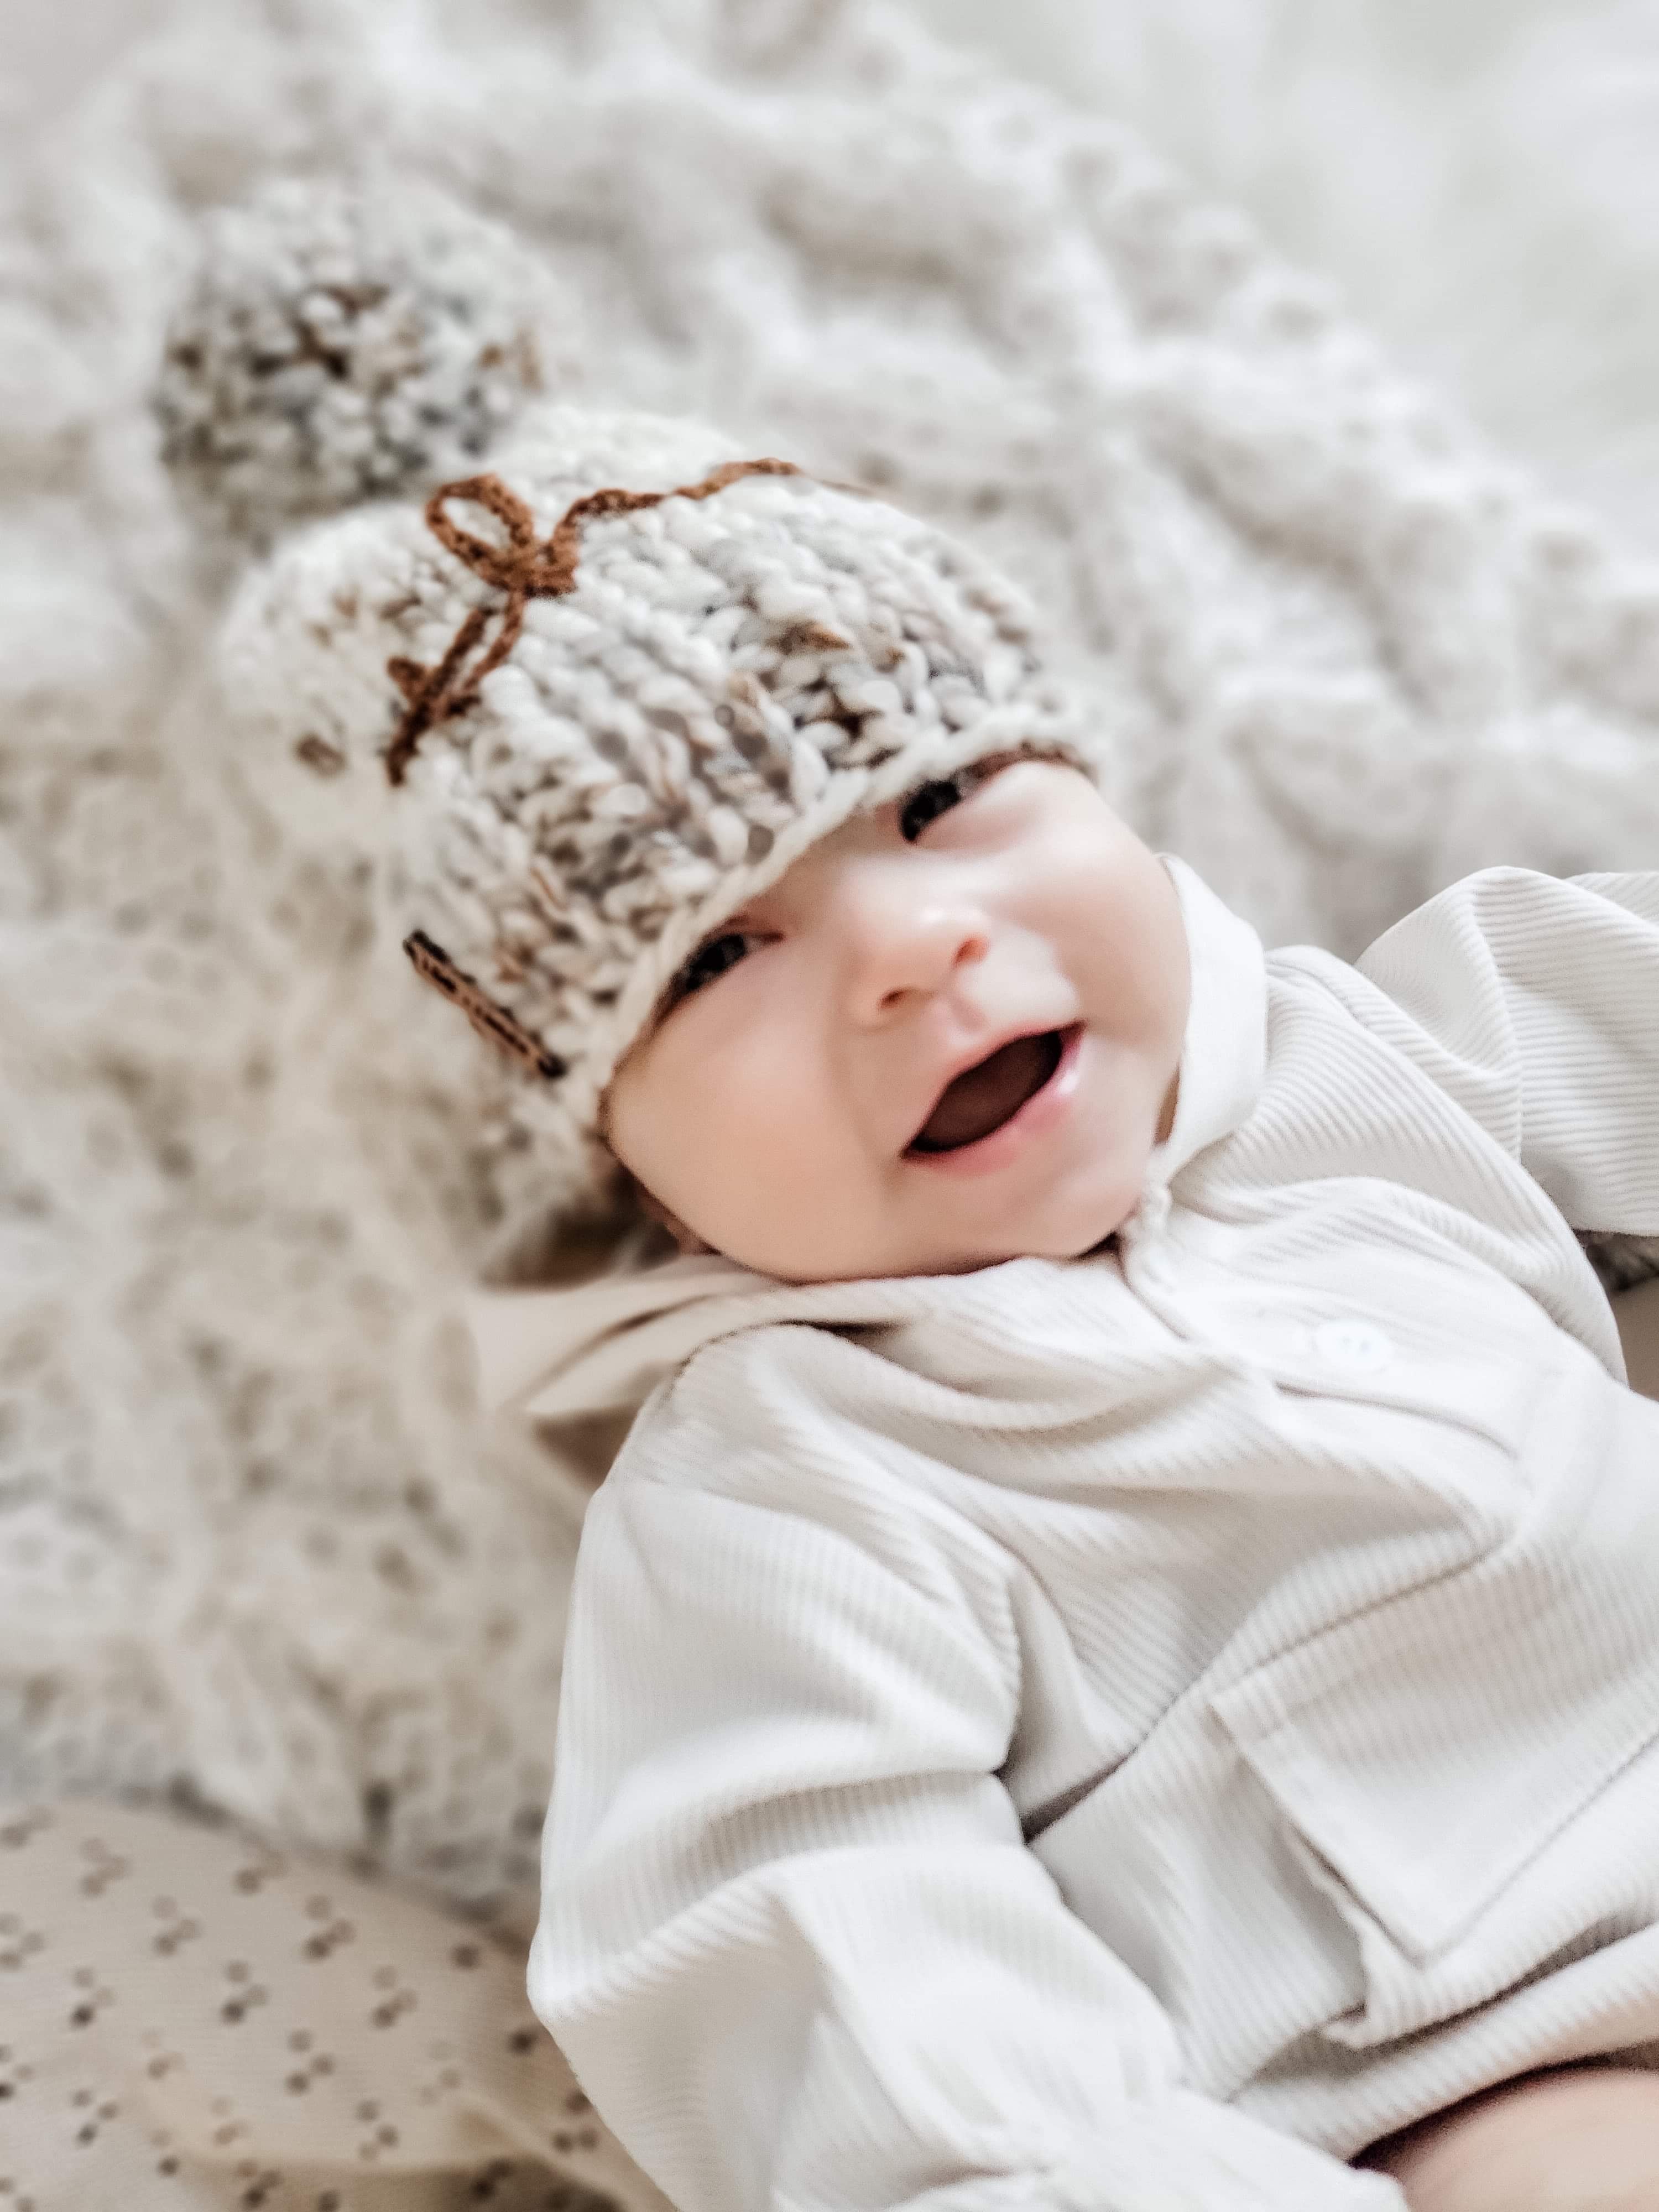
[{"left": 908, "top": 1029, "right": 1068, "bottom": 1155}]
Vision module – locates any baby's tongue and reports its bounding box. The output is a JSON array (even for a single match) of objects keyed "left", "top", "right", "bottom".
[{"left": 912, "top": 1032, "right": 1060, "bottom": 1153}]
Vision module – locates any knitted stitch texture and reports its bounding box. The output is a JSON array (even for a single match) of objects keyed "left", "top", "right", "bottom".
[
  {"left": 155, "top": 175, "right": 550, "bottom": 545},
  {"left": 221, "top": 410, "right": 1094, "bottom": 1206},
  {"left": 2, "top": 0, "right": 1658, "bottom": 1922}
]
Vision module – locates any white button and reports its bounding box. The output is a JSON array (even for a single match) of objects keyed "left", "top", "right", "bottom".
[{"left": 1311, "top": 1318, "right": 1394, "bottom": 1375}]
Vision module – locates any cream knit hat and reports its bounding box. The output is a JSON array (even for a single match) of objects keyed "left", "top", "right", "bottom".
[{"left": 221, "top": 401, "right": 1098, "bottom": 1210}]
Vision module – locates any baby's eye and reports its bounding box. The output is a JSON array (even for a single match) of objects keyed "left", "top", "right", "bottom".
[
  {"left": 899, "top": 774, "right": 969, "bottom": 842},
  {"left": 898, "top": 755, "right": 1015, "bottom": 843},
  {"left": 665, "top": 928, "right": 755, "bottom": 1008}
]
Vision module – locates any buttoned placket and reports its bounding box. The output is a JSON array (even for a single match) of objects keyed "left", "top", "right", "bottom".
[
  {"left": 1116, "top": 1181, "right": 1254, "bottom": 1375},
  {"left": 1122, "top": 1180, "right": 1405, "bottom": 1388}
]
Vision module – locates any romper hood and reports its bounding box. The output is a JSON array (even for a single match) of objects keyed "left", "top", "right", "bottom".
[{"left": 465, "top": 854, "right": 1269, "bottom": 1435}]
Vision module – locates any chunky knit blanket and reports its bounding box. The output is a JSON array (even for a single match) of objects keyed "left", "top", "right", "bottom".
[{"left": 4, "top": 0, "right": 1659, "bottom": 1914}]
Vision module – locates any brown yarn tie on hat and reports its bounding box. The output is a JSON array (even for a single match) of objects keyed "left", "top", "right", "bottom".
[
  {"left": 383, "top": 457, "right": 804, "bottom": 786},
  {"left": 403, "top": 928, "right": 570, "bottom": 1082},
  {"left": 389, "top": 456, "right": 805, "bottom": 1084}
]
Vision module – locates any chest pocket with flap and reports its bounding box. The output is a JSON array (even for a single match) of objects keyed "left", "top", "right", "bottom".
[{"left": 1209, "top": 1366, "right": 1659, "bottom": 1971}]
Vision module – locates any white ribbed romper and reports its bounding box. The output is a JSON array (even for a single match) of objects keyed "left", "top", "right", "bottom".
[{"left": 526, "top": 858, "right": 1659, "bottom": 2212}]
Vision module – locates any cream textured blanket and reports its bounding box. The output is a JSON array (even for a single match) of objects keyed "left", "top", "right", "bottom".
[{"left": 3, "top": 0, "right": 1658, "bottom": 1917}]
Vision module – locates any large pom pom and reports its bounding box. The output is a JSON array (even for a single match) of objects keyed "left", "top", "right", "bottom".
[{"left": 155, "top": 175, "right": 549, "bottom": 543}]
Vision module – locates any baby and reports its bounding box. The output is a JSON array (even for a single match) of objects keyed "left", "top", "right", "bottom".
[{"left": 231, "top": 405, "right": 1659, "bottom": 2212}]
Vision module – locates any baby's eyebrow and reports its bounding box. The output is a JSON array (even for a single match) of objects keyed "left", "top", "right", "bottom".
[{"left": 711, "top": 900, "right": 771, "bottom": 937}]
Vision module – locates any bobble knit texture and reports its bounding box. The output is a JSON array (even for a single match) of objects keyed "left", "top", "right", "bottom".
[
  {"left": 4, "top": 0, "right": 1659, "bottom": 1951},
  {"left": 222, "top": 413, "right": 1094, "bottom": 1205},
  {"left": 155, "top": 176, "right": 548, "bottom": 543}
]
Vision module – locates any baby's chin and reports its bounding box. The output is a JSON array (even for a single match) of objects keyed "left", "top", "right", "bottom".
[
  {"left": 925, "top": 1198, "right": 1140, "bottom": 1277},
  {"left": 735, "top": 1180, "right": 1145, "bottom": 1285},
  {"left": 675, "top": 1104, "right": 1161, "bottom": 1281},
  {"left": 958, "top": 1151, "right": 1152, "bottom": 1270}
]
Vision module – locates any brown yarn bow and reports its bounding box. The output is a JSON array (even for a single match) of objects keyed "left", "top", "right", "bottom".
[{"left": 383, "top": 457, "right": 804, "bottom": 785}]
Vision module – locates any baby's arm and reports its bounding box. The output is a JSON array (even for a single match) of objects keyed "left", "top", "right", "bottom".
[
  {"left": 1350, "top": 868, "right": 1659, "bottom": 1239},
  {"left": 530, "top": 1333, "right": 1403, "bottom": 2212},
  {"left": 1364, "top": 2063, "right": 1659, "bottom": 2212}
]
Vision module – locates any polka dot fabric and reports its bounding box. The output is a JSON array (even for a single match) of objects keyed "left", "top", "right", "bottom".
[{"left": 0, "top": 1799, "right": 671, "bottom": 2212}]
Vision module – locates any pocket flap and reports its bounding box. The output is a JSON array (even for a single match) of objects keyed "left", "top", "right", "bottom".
[{"left": 1211, "top": 1452, "right": 1659, "bottom": 1961}]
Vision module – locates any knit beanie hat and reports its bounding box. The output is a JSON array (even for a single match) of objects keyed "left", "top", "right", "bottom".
[{"left": 218, "top": 400, "right": 1099, "bottom": 1213}]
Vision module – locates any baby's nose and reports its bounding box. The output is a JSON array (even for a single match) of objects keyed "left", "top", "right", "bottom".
[{"left": 841, "top": 884, "right": 989, "bottom": 1022}]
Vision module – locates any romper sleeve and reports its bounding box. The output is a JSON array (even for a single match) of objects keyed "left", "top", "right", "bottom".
[
  {"left": 1350, "top": 866, "right": 1659, "bottom": 1235},
  {"left": 528, "top": 1333, "right": 1402, "bottom": 2212}
]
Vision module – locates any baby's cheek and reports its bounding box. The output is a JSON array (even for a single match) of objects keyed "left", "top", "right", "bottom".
[{"left": 687, "top": 1055, "right": 873, "bottom": 1271}]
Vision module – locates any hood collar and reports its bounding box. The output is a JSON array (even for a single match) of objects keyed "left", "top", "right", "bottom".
[{"left": 1143, "top": 853, "right": 1267, "bottom": 1193}]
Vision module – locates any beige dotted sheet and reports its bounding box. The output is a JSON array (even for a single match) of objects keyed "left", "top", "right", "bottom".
[{"left": 0, "top": 1800, "right": 674, "bottom": 2212}]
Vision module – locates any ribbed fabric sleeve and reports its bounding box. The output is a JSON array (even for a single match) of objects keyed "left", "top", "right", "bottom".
[
  {"left": 1348, "top": 868, "right": 1659, "bottom": 1235},
  {"left": 530, "top": 1345, "right": 1403, "bottom": 2212}
]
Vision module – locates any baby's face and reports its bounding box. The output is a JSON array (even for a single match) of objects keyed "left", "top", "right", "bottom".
[{"left": 604, "top": 758, "right": 1190, "bottom": 1283}]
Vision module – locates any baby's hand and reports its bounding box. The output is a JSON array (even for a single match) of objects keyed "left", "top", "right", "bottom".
[{"left": 1361, "top": 2064, "right": 1659, "bottom": 2212}]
